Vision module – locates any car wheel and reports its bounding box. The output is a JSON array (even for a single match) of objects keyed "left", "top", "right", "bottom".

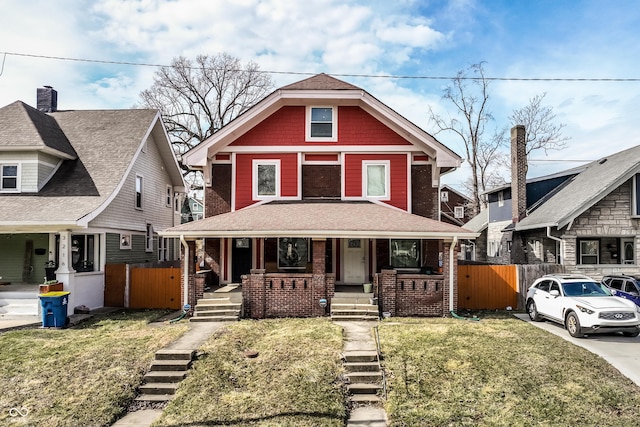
[
  {"left": 622, "top": 331, "right": 640, "bottom": 337},
  {"left": 527, "top": 300, "right": 541, "bottom": 321},
  {"left": 565, "top": 312, "right": 584, "bottom": 338}
]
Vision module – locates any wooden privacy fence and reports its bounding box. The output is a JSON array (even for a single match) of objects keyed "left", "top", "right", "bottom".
[
  {"left": 457, "top": 264, "right": 566, "bottom": 310},
  {"left": 458, "top": 264, "right": 518, "bottom": 310},
  {"left": 104, "top": 263, "right": 181, "bottom": 310}
]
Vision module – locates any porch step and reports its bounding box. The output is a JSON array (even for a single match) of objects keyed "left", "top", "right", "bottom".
[
  {"left": 192, "top": 296, "right": 242, "bottom": 322},
  {"left": 331, "top": 302, "right": 379, "bottom": 321},
  {"left": 343, "top": 350, "right": 384, "bottom": 404}
]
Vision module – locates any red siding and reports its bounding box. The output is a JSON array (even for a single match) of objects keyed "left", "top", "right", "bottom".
[
  {"left": 235, "top": 153, "right": 299, "bottom": 210},
  {"left": 230, "top": 106, "right": 413, "bottom": 147},
  {"left": 344, "top": 154, "right": 408, "bottom": 211}
]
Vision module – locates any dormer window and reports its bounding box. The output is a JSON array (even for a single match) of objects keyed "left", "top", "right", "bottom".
[
  {"left": 0, "top": 164, "right": 19, "bottom": 192},
  {"left": 307, "top": 106, "right": 337, "bottom": 141}
]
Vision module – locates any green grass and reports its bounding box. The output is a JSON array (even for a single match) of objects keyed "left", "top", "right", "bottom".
[
  {"left": 155, "top": 318, "right": 346, "bottom": 427},
  {"left": 378, "top": 317, "right": 640, "bottom": 427},
  {"left": 0, "top": 310, "right": 188, "bottom": 427}
]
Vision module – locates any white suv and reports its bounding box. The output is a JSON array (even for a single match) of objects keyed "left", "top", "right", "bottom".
[{"left": 526, "top": 274, "right": 640, "bottom": 338}]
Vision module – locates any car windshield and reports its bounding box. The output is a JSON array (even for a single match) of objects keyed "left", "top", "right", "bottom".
[{"left": 562, "top": 281, "right": 611, "bottom": 297}]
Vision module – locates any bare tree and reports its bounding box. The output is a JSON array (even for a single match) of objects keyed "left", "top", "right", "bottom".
[
  {"left": 139, "top": 53, "right": 275, "bottom": 187},
  {"left": 509, "top": 92, "right": 569, "bottom": 175},
  {"left": 427, "top": 62, "right": 505, "bottom": 215}
]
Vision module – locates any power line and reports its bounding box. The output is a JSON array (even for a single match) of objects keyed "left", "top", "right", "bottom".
[{"left": 2, "top": 50, "right": 640, "bottom": 82}]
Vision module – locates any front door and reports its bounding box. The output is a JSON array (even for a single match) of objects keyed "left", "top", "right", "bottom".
[
  {"left": 343, "top": 238, "right": 366, "bottom": 284},
  {"left": 232, "top": 238, "right": 252, "bottom": 284}
]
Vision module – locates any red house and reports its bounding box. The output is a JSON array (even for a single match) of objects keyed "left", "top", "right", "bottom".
[{"left": 161, "top": 74, "right": 477, "bottom": 319}]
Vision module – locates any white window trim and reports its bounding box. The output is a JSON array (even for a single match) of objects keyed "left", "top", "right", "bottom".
[
  {"left": 454, "top": 206, "right": 464, "bottom": 218},
  {"left": 362, "top": 160, "right": 390, "bottom": 200},
  {"left": 252, "top": 159, "right": 280, "bottom": 200},
  {"left": 632, "top": 174, "right": 640, "bottom": 217},
  {"left": 306, "top": 106, "right": 337, "bottom": 142},
  {"left": 441, "top": 191, "right": 448, "bottom": 202},
  {"left": 579, "top": 239, "right": 599, "bottom": 265},
  {"left": 135, "top": 174, "right": 144, "bottom": 210},
  {"left": 0, "top": 163, "right": 20, "bottom": 193}
]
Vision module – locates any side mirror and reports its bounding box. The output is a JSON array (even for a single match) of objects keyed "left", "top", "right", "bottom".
[{"left": 550, "top": 290, "right": 560, "bottom": 297}]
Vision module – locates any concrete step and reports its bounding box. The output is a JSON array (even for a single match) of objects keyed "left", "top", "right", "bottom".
[
  {"left": 190, "top": 316, "right": 239, "bottom": 322},
  {"left": 331, "top": 315, "right": 379, "bottom": 321},
  {"left": 348, "top": 383, "right": 382, "bottom": 394},
  {"left": 195, "top": 298, "right": 233, "bottom": 305},
  {"left": 346, "top": 371, "right": 382, "bottom": 383},
  {"left": 154, "top": 349, "right": 194, "bottom": 361},
  {"left": 344, "top": 361, "right": 381, "bottom": 372},
  {"left": 138, "top": 382, "right": 179, "bottom": 395},
  {"left": 331, "top": 294, "right": 374, "bottom": 305},
  {"left": 349, "top": 394, "right": 383, "bottom": 404},
  {"left": 343, "top": 351, "right": 379, "bottom": 363},
  {"left": 143, "top": 371, "right": 187, "bottom": 383},
  {"left": 149, "top": 359, "right": 191, "bottom": 371},
  {"left": 135, "top": 394, "right": 175, "bottom": 402},
  {"left": 194, "top": 308, "right": 241, "bottom": 316}
]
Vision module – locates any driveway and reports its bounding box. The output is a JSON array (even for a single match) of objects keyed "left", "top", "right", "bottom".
[{"left": 515, "top": 313, "right": 640, "bottom": 387}]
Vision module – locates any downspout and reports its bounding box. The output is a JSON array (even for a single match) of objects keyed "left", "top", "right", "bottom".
[
  {"left": 449, "top": 236, "right": 457, "bottom": 312},
  {"left": 546, "top": 226, "right": 563, "bottom": 265},
  {"left": 180, "top": 235, "right": 189, "bottom": 306}
]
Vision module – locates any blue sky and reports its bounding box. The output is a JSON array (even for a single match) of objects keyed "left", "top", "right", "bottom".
[{"left": 2, "top": 0, "right": 640, "bottom": 193}]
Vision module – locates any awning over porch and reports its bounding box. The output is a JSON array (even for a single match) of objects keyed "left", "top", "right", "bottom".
[{"left": 159, "top": 200, "right": 479, "bottom": 240}]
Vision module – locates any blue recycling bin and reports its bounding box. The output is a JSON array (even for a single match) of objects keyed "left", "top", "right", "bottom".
[{"left": 39, "top": 291, "right": 70, "bottom": 328}]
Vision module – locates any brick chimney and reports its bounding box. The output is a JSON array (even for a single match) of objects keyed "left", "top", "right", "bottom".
[
  {"left": 37, "top": 86, "right": 57, "bottom": 112},
  {"left": 511, "top": 125, "right": 527, "bottom": 223}
]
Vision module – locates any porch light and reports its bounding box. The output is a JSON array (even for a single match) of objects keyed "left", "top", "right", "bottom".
[{"left": 319, "top": 299, "right": 327, "bottom": 308}]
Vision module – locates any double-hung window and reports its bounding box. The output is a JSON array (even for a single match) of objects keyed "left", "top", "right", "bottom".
[
  {"left": 579, "top": 239, "right": 599, "bottom": 264},
  {"left": 632, "top": 174, "right": 640, "bottom": 216},
  {"left": 363, "top": 161, "right": 390, "bottom": 199},
  {"left": 253, "top": 160, "right": 280, "bottom": 199},
  {"left": 307, "top": 106, "right": 337, "bottom": 141},
  {"left": 1, "top": 164, "right": 19, "bottom": 192}
]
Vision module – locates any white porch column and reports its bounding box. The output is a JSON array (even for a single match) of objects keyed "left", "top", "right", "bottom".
[{"left": 54, "top": 230, "right": 77, "bottom": 309}]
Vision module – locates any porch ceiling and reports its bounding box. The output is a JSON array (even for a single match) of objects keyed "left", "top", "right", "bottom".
[{"left": 159, "top": 200, "right": 479, "bottom": 240}]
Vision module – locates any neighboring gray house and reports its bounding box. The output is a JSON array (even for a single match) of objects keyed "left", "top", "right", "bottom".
[
  {"left": 0, "top": 87, "right": 185, "bottom": 314},
  {"left": 477, "top": 125, "right": 640, "bottom": 280}
]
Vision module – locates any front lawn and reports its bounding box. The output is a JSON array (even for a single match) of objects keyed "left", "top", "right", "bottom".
[
  {"left": 378, "top": 316, "right": 640, "bottom": 426},
  {"left": 0, "top": 310, "right": 187, "bottom": 426}
]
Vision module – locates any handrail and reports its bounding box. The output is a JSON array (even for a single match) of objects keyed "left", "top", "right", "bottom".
[{"left": 373, "top": 324, "right": 387, "bottom": 400}]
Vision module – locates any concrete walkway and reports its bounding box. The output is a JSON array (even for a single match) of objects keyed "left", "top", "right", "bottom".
[{"left": 335, "top": 321, "right": 389, "bottom": 427}]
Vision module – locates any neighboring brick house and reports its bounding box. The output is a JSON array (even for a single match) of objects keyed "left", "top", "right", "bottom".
[
  {"left": 161, "top": 74, "right": 478, "bottom": 318},
  {"left": 480, "top": 125, "right": 640, "bottom": 280},
  {"left": 0, "top": 87, "right": 185, "bottom": 314},
  {"left": 439, "top": 184, "right": 473, "bottom": 226}
]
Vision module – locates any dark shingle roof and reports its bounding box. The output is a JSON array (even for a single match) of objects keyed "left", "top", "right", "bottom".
[
  {"left": 0, "top": 107, "right": 160, "bottom": 229},
  {"left": 0, "top": 101, "right": 76, "bottom": 157}
]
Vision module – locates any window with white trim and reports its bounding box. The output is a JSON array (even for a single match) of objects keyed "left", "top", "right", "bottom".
[
  {"left": 253, "top": 160, "right": 280, "bottom": 199},
  {"left": 307, "top": 106, "right": 337, "bottom": 141},
  {"left": 135, "top": 175, "right": 143, "bottom": 209},
  {"left": 0, "top": 164, "right": 19, "bottom": 192},
  {"left": 454, "top": 206, "right": 464, "bottom": 218},
  {"left": 632, "top": 174, "right": 640, "bottom": 216},
  {"left": 166, "top": 186, "right": 172, "bottom": 207},
  {"left": 441, "top": 191, "right": 449, "bottom": 202},
  {"left": 363, "top": 161, "right": 389, "bottom": 199}
]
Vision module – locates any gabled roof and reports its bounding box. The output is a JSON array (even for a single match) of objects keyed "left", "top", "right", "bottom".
[
  {"left": 515, "top": 145, "right": 640, "bottom": 231},
  {"left": 160, "top": 200, "right": 478, "bottom": 240},
  {"left": 0, "top": 106, "right": 184, "bottom": 232},
  {"left": 0, "top": 101, "right": 76, "bottom": 158},
  {"left": 183, "top": 73, "right": 462, "bottom": 170},
  {"left": 463, "top": 209, "right": 488, "bottom": 233}
]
